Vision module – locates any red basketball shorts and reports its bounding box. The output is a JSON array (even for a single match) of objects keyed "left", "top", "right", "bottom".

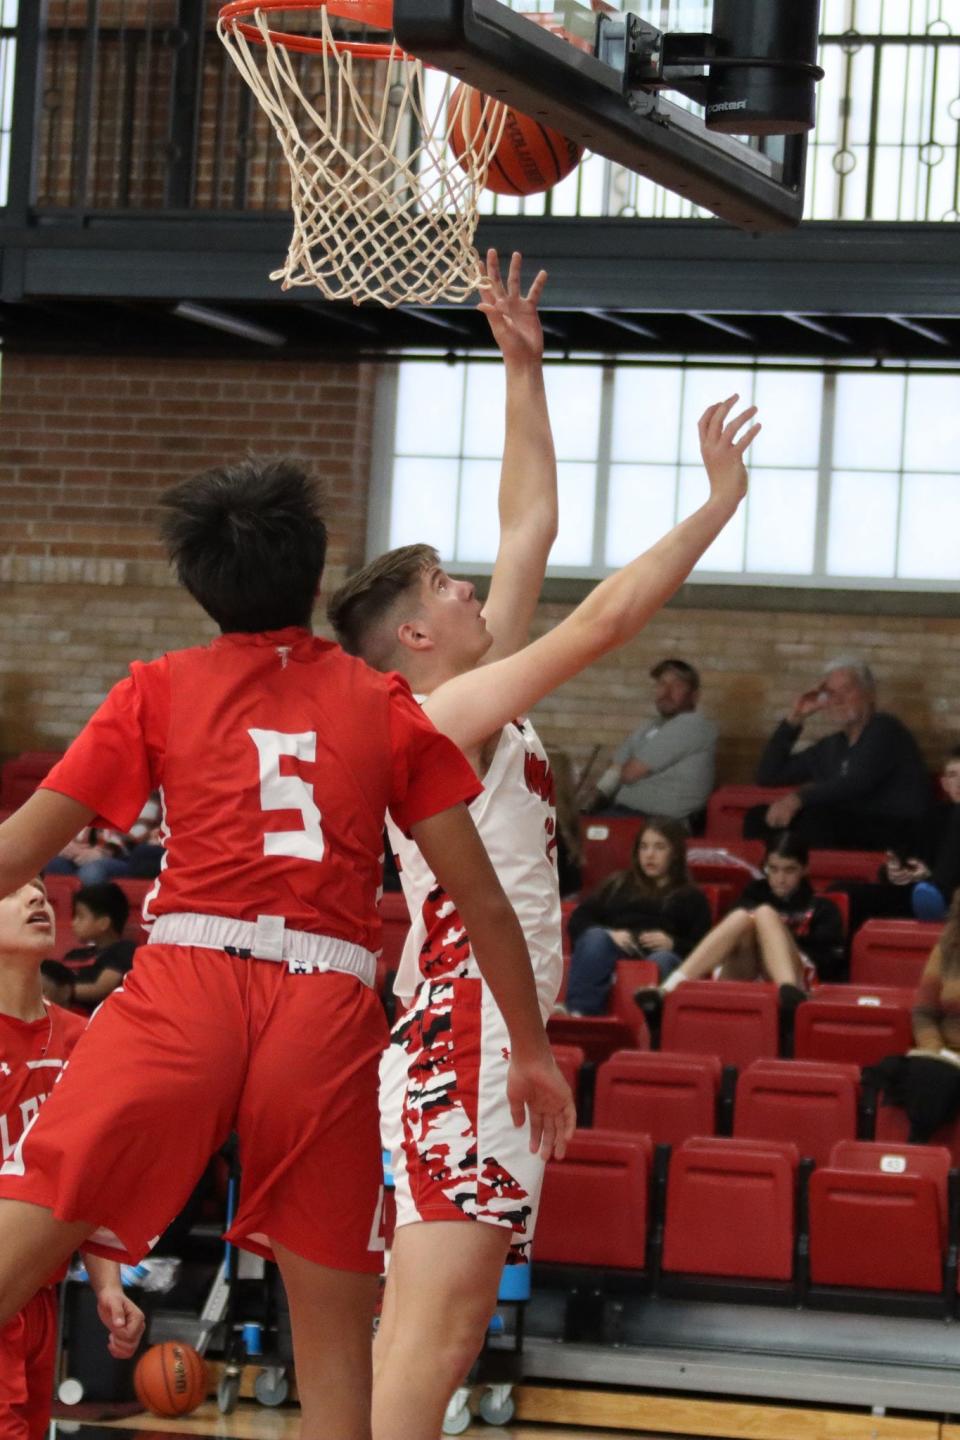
[
  {"left": 0, "top": 945, "right": 388, "bottom": 1273},
  {"left": 0, "top": 1286, "right": 58, "bottom": 1440}
]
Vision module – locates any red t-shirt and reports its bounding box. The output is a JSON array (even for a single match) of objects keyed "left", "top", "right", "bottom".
[
  {"left": 1, "top": 1002, "right": 87, "bottom": 1284},
  {"left": 42, "top": 628, "right": 480, "bottom": 953}
]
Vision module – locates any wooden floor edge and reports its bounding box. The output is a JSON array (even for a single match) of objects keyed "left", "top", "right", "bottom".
[{"left": 513, "top": 1383, "right": 942, "bottom": 1440}]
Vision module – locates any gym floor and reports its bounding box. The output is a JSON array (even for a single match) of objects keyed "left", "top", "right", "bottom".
[{"left": 67, "top": 1411, "right": 651, "bottom": 1438}]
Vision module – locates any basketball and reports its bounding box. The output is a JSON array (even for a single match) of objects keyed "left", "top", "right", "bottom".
[
  {"left": 448, "top": 84, "right": 583, "bottom": 197},
  {"left": 134, "top": 1342, "right": 207, "bottom": 1417}
]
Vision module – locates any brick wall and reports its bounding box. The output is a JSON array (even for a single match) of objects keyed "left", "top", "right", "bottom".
[
  {"left": 1, "top": 351, "right": 958, "bottom": 779},
  {"left": 0, "top": 352, "right": 376, "bottom": 752}
]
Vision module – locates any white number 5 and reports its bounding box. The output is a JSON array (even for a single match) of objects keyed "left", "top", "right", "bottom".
[{"left": 248, "top": 728, "right": 325, "bottom": 862}]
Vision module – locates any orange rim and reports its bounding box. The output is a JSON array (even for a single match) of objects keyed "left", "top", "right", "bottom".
[{"left": 218, "top": 0, "right": 401, "bottom": 59}]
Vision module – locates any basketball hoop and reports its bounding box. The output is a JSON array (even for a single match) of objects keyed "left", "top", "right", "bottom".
[{"left": 216, "top": 0, "right": 508, "bottom": 306}]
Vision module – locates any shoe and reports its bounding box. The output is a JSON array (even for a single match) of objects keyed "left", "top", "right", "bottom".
[
  {"left": 633, "top": 986, "right": 664, "bottom": 1023},
  {"left": 778, "top": 983, "right": 807, "bottom": 1014}
]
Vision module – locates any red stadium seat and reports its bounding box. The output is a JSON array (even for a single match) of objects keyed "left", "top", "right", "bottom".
[
  {"left": 807, "top": 850, "right": 887, "bottom": 890},
  {"left": 698, "top": 881, "right": 733, "bottom": 922},
  {"left": 705, "top": 786, "right": 790, "bottom": 841},
  {"left": 661, "top": 981, "right": 779, "bottom": 1069},
  {"left": 114, "top": 878, "right": 154, "bottom": 944},
  {"left": 594, "top": 1049, "right": 721, "bottom": 1145},
  {"left": 547, "top": 1014, "right": 649, "bottom": 1065},
  {"left": 609, "top": 959, "right": 659, "bottom": 1043},
  {"left": 822, "top": 890, "right": 850, "bottom": 938},
  {"left": 794, "top": 993, "right": 912, "bottom": 1067},
  {"left": 578, "top": 815, "right": 643, "bottom": 894},
  {"left": 686, "top": 845, "right": 763, "bottom": 907},
  {"left": 536, "top": 1130, "right": 651, "bottom": 1270},
  {"left": 0, "top": 751, "right": 64, "bottom": 810},
  {"left": 812, "top": 983, "right": 914, "bottom": 1006},
  {"left": 379, "top": 892, "right": 410, "bottom": 924},
  {"left": 550, "top": 1044, "right": 586, "bottom": 1096},
  {"left": 850, "top": 919, "right": 941, "bottom": 988},
  {"left": 41, "top": 874, "right": 81, "bottom": 960},
  {"left": 808, "top": 1140, "right": 949, "bottom": 1293},
  {"left": 662, "top": 1136, "right": 798, "bottom": 1280},
  {"left": 875, "top": 1105, "right": 960, "bottom": 1167},
  {"left": 733, "top": 1058, "right": 858, "bottom": 1166}
]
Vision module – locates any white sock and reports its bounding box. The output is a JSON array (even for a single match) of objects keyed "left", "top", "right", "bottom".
[{"left": 661, "top": 968, "right": 688, "bottom": 995}]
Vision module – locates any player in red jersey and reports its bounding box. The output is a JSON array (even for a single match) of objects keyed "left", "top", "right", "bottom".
[
  {"left": 0, "top": 876, "right": 144, "bottom": 1440},
  {"left": 0, "top": 461, "right": 571, "bottom": 1440}
]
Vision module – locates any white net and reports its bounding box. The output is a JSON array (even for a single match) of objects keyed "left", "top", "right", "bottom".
[{"left": 217, "top": 5, "right": 509, "bottom": 306}]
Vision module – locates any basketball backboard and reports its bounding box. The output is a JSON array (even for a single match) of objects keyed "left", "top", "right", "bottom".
[{"left": 391, "top": 0, "right": 822, "bottom": 230}]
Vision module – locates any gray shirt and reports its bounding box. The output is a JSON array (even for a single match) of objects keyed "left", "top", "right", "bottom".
[{"left": 604, "top": 710, "right": 717, "bottom": 819}]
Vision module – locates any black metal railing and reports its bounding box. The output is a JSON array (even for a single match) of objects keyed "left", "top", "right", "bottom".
[{"left": 4, "top": 0, "right": 960, "bottom": 223}]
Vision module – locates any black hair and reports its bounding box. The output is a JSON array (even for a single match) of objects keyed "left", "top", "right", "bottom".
[
  {"left": 73, "top": 882, "right": 130, "bottom": 935},
  {"left": 765, "top": 830, "right": 809, "bottom": 867},
  {"left": 159, "top": 458, "right": 327, "bottom": 633}
]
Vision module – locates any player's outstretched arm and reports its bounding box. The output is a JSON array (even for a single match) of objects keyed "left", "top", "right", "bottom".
[
  {"left": 425, "top": 395, "right": 758, "bottom": 752},
  {"left": 83, "top": 1254, "right": 146, "bottom": 1359},
  {"left": 0, "top": 790, "right": 97, "bottom": 895},
  {"left": 410, "top": 803, "right": 576, "bottom": 1160},
  {"left": 477, "top": 250, "right": 558, "bottom": 664}
]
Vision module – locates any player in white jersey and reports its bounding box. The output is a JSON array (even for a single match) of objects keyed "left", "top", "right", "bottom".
[{"left": 329, "top": 250, "right": 760, "bottom": 1440}]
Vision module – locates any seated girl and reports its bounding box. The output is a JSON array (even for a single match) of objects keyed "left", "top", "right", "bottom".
[
  {"left": 640, "top": 831, "right": 845, "bottom": 1005},
  {"left": 564, "top": 816, "right": 711, "bottom": 1015}
]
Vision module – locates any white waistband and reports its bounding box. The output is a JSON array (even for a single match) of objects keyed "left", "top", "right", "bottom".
[{"left": 149, "top": 913, "right": 377, "bottom": 988}]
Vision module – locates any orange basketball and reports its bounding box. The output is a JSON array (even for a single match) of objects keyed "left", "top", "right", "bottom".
[
  {"left": 448, "top": 84, "right": 583, "bottom": 196},
  {"left": 134, "top": 1341, "right": 207, "bottom": 1417}
]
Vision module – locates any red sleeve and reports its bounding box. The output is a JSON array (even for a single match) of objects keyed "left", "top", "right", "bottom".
[
  {"left": 39, "top": 659, "right": 170, "bottom": 833},
  {"left": 385, "top": 673, "right": 482, "bottom": 836}
]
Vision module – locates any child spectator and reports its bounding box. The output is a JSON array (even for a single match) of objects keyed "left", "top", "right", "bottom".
[
  {"left": 0, "top": 877, "right": 143, "bottom": 1439},
  {"left": 565, "top": 816, "right": 712, "bottom": 1015},
  {"left": 43, "top": 883, "right": 136, "bottom": 1013},
  {"left": 638, "top": 832, "right": 845, "bottom": 1009}
]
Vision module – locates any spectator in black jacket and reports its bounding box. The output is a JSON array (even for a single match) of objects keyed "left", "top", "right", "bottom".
[
  {"left": 564, "top": 816, "right": 711, "bottom": 1015},
  {"left": 638, "top": 832, "right": 845, "bottom": 1003},
  {"left": 842, "top": 746, "right": 960, "bottom": 931},
  {"left": 746, "top": 659, "right": 930, "bottom": 853}
]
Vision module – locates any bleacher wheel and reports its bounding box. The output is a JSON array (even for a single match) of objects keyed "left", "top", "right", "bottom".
[
  {"left": 442, "top": 1387, "right": 472, "bottom": 1434},
  {"left": 478, "top": 1384, "right": 515, "bottom": 1425},
  {"left": 217, "top": 1372, "right": 240, "bottom": 1415},
  {"left": 254, "top": 1368, "right": 288, "bottom": 1407}
]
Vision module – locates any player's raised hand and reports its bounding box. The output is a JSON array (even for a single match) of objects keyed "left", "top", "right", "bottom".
[
  {"left": 507, "top": 1048, "right": 576, "bottom": 1161},
  {"left": 698, "top": 394, "right": 760, "bottom": 509},
  {"left": 477, "top": 249, "right": 548, "bottom": 366}
]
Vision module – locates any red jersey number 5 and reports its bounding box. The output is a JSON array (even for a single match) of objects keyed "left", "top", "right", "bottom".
[{"left": 248, "top": 728, "right": 325, "bottom": 862}]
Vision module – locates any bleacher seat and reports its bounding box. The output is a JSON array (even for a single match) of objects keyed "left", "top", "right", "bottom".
[
  {"left": 550, "top": 1043, "right": 586, "bottom": 1097},
  {"left": 875, "top": 1104, "right": 960, "bottom": 1167},
  {"left": 686, "top": 842, "right": 764, "bottom": 907},
  {"left": 850, "top": 919, "right": 940, "bottom": 988},
  {"left": 594, "top": 1049, "right": 721, "bottom": 1145},
  {"left": 822, "top": 889, "right": 850, "bottom": 938},
  {"left": 807, "top": 849, "right": 887, "bottom": 890},
  {"left": 808, "top": 1140, "right": 950, "bottom": 1293},
  {"left": 733, "top": 1057, "right": 858, "bottom": 1166},
  {"left": 794, "top": 992, "right": 912, "bottom": 1067},
  {"left": 609, "top": 959, "right": 659, "bottom": 1043},
  {"left": 547, "top": 1014, "right": 649, "bottom": 1066},
  {"left": 578, "top": 815, "right": 643, "bottom": 894},
  {"left": 0, "top": 751, "right": 64, "bottom": 810},
  {"left": 536, "top": 1130, "right": 651, "bottom": 1270},
  {"left": 42, "top": 873, "right": 80, "bottom": 961},
  {"left": 705, "top": 786, "right": 790, "bottom": 841},
  {"left": 661, "top": 981, "right": 779, "bottom": 1069},
  {"left": 114, "top": 877, "right": 154, "bottom": 944},
  {"left": 662, "top": 1136, "right": 798, "bottom": 1281}
]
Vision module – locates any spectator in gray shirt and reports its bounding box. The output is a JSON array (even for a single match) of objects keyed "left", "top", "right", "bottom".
[{"left": 590, "top": 658, "right": 717, "bottom": 825}]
